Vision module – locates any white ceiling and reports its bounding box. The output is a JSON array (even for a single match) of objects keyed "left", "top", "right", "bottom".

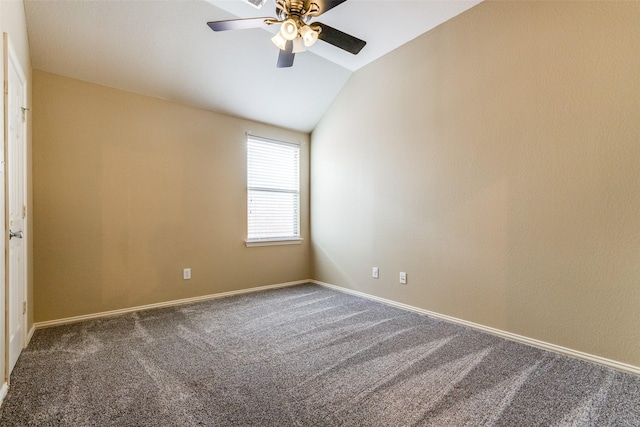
[{"left": 24, "top": 0, "right": 481, "bottom": 132}]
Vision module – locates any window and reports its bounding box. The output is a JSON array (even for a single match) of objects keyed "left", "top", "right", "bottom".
[{"left": 246, "top": 135, "right": 301, "bottom": 246}]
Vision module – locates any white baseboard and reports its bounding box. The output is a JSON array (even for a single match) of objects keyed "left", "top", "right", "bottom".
[
  {"left": 0, "top": 382, "right": 8, "bottom": 407},
  {"left": 312, "top": 280, "right": 640, "bottom": 377},
  {"left": 26, "top": 324, "right": 35, "bottom": 347},
  {"left": 34, "top": 280, "right": 309, "bottom": 329}
]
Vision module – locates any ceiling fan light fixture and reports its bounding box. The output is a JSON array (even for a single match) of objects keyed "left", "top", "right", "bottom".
[
  {"left": 280, "top": 19, "right": 298, "bottom": 40},
  {"left": 271, "top": 32, "right": 287, "bottom": 50},
  {"left": 300, "top": 25, "right": 318, "bottom": 47},
  {"left": 292, "top": 38, "right": 306, "bottom": 53}
]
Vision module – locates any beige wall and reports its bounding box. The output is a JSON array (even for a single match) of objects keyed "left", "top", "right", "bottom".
[
  {"left": 33, "top": 70, "right": 310, "bottom": 322},
  {"left": 311, "top": 1, "right": 640, "bottom": 367},
  {"left": 1, "top": 0, "right": 33, "bottom": 381}
]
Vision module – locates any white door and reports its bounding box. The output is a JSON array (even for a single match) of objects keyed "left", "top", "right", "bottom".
[{"left": 5, "top": 36, "right": 26, "bottom": 375}]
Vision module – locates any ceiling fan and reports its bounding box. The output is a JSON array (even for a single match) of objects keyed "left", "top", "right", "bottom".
[{"left": 207, "top": 0, "right": 366, "bottom": 68}]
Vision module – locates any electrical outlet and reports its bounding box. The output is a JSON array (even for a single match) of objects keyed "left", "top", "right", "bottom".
[
  {"left": 372, "top": 267, "right": 379, "bottom": 279},
  {"left": 399, "top": 272, "right": 407, "bottom": 284},
  {"left": 183, "top": 268, "right": 191, "bottom": 280}
]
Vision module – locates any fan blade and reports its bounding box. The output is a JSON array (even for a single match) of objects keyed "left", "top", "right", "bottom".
[
  {"left": 277, "top": 40, "right": 295, "bottom": 68},
  {"left": 310, "top": 0, "right": 348, "bottom": 15},
  {"left": 207, "top": 17, "right": 271, "bottom": 32},
  {"left": 315, "top": 22, "right": 366, "bottom": 55}
]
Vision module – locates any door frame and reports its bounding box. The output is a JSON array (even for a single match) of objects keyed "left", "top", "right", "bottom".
[{"left": 3, "top": 33, "right": 28, "bottom": 382}]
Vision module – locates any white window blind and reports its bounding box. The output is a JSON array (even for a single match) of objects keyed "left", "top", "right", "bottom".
[{"left": 247, "top": 135, "right": 300, "bottom": 242}]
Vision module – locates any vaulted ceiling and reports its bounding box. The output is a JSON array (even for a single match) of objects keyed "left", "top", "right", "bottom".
[{"left": 24, "top": 0, "right": 481, "bottom": 132}]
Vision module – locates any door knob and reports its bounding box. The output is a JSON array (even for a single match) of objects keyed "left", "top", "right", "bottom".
[{"left": 9, "top": 230, "right": 23, "bottom": 239}]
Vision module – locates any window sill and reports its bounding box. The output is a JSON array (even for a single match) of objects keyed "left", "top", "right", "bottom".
[{"left": 245, "top": 238, "right": 304, "bottom": 247}]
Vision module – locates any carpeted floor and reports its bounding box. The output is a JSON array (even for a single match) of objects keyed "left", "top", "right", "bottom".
[{"left": 0, "top": 283, "right": 639, "bottom": 426}]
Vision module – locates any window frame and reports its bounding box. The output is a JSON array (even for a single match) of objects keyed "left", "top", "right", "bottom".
[{"left": 245, "top": 134, "right": 303, "bottom": 247}]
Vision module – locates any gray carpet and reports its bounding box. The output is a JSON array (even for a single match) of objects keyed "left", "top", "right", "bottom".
[{"left": 1, "top": 283, "right": 638, "bottom": 426}]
